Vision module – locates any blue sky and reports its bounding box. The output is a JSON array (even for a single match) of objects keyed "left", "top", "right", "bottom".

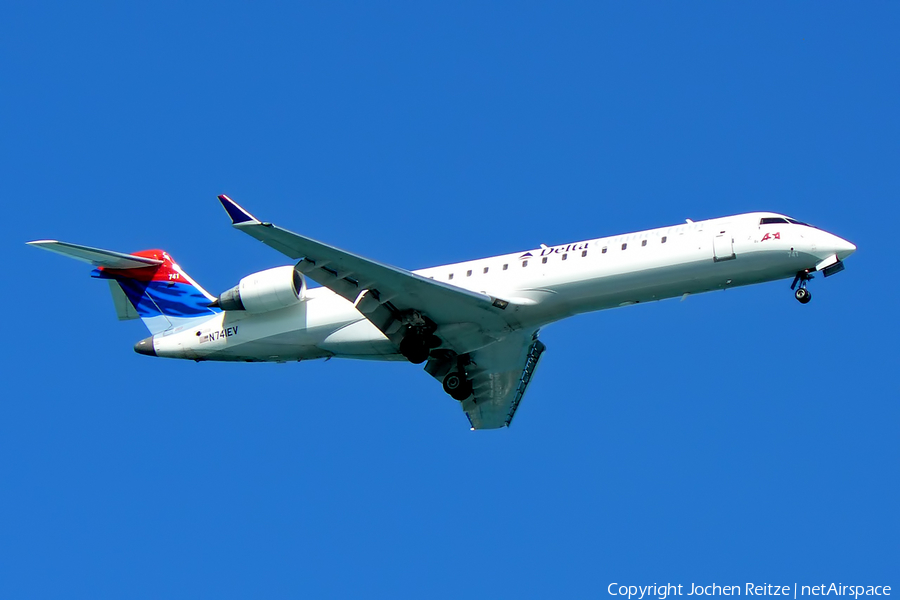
[{"left": 2, "top": 2, "right": 898, "bottom": 598}]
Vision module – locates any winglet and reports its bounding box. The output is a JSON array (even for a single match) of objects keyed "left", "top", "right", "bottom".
[{"left": 217, "top": 194, "right": 260, "bottom": 225}]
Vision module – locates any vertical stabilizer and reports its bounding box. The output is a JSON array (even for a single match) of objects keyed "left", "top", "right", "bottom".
[
  {"left": 27, "top": 240, "right": 219, "bottom": 335},
  {"left": 91, "top": 249, "right": 219, "bottom": 334}
]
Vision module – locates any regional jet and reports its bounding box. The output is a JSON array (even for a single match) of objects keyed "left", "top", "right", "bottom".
[{"left": 28, "top": 196, "right": 856, "bottom": 429}]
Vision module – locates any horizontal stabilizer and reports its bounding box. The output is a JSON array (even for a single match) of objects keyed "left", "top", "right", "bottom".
[{"left": 27, "top": 240, "right": 164, "bottom": 269}]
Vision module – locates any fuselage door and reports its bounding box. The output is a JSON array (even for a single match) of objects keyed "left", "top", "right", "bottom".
[{"left": 713, "top": 231, "right": 735, "bottom": 262}]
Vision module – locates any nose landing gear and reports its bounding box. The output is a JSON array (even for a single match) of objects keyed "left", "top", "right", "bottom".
[
  {"left": 795, "top": 287, "right": 811, "bottom": 304},
  {"left": 791, "top": 271, "right": 813, "bottom": 304}
]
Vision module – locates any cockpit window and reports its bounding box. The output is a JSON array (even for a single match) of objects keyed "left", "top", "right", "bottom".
[{"left": 760, "top": 216, "right": 815, "bottom": 228}]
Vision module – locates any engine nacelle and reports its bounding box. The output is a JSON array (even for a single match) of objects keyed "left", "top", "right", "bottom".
[{"left": 214, "top": 266, "right": 306, "bottom": 313}]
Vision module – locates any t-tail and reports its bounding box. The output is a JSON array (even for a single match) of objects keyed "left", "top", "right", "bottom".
[{"left": 27, "top": 240, "right": 219, "bottom": 335}]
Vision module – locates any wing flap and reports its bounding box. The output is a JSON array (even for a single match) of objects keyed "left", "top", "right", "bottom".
[{"left": 459, "top": 333, "right": 546, "bottom": 430}]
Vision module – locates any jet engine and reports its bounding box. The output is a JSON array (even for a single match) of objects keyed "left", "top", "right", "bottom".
[{"left": 213, "top": 265, "right": 306, "bottom": 313}]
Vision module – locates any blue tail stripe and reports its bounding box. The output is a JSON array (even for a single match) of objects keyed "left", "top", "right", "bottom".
[{"left": 115, "top": 278, "right": 218, "bottom": 318}]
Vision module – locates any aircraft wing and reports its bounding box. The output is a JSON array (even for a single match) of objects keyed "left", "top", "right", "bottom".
[
  {"left": 454, "top": 332, "right": 546, "bottom": 429},
  {"left": 217, "top": 195, "right": 515, "bottom": 351}
]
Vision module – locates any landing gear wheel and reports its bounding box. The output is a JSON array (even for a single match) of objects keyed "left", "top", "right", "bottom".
[
  {"left": 791, "top": 271, "right": 814, "bottom": 305},
  {"left": 399, "top": 337, "right": 429, "bottom": 364},
  {"left": 442, "top": 371, "right": 471, "bottom": 401},
  {"left": 795, "top": 287, "right": 811, "bottom": 304},
  {"left": 409, "top": 348, "right": 429, "bottom": 364}
]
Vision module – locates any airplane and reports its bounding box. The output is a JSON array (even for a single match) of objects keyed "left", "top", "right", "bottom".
[{"left": 28, "top": 196, "right": 856, "bottom": 429}]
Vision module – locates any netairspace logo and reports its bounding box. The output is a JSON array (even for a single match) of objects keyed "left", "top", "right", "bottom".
[{"left": 608, "top": 584, "right": 892, "bottom": 600}]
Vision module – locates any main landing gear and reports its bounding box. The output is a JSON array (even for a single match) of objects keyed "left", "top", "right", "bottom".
[
  {"left": 398, "top": 311, "right": 441, "bottom": 364},
  {"left": 791, "top": 271, "right": 813, "bottom": 304},
  {"left": 430, "top": 352, "right": 472, "bottom": 401},
  {"left": 403, "top": 310, "right": 474, "bottom": 400},
  {"left": 399, "top": 333, "right": 440, "bottom": 364},
  {"left": 442, "top": 370, "right": 472, "bottom": 401}
]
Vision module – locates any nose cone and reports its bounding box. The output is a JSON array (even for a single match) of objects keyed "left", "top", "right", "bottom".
[
  {"left": 134, "top": 336, "right": 157, "bottom": 357},
  {"left": 834, "top": 237, "right": 857, "bottom": 261}
]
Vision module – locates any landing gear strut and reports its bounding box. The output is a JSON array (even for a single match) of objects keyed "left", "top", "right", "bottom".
[{"left": 791, "top": 271, "right": 813, "bottom": 304}]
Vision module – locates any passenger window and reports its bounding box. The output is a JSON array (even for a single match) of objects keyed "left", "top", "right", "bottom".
[
  {"left": 562, "top": 253, "right": 567, "bottom": 260},
  {"left": 466, "top": 270, "right": 472, "bottom": 277},
  {"left": 502, "top": 264, "right": 508, "bottom": 270},
  {"left": 621, "top": 243, "right": 627, "bottom": 250},
  {"left": 483, "top": 267, "right": 489, "bottom": 274},
  {"left": 449, "top": 273, "right": 454, "bottom": 280},
  {"left": 661, "top": 236, "right": 667, "bottom": 243},
  {"left": 641, "top": 240, "right": 647, "bottom": 247},
  {"left": 541, "top": 257, "right": 548, "bottom": 264},
  {"left": 581, "top": 250, "right": 587, "bottom": 257},
  {"left": 522, "top": 260, "right": 528, "bottom": 267},
  {"left": 602, "top": 247, "right": 607, "bottom": 254}
]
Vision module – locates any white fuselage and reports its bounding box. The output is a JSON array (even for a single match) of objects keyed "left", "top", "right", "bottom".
[{"left": 150, "top": 212, "right": 856, "bottom": 362}]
